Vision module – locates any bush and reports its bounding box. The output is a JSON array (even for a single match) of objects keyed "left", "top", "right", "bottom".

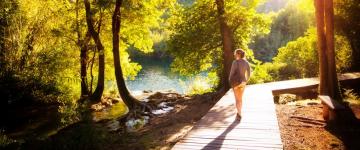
[
  {"left": 182, "top": 71, "right": 218, "bottom": 95},
  {"left": 249, "top": 62, "right": 289, "bottom": 84},
  {"left": 270, "top": 28, "right": 352, "bottom": 80}
]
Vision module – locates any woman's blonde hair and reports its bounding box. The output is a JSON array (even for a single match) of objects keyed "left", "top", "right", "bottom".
[{"left": 234, "top": 49, "right": 245, "bottom": 58}]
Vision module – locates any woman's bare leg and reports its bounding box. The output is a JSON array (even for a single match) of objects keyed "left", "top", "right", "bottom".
[{"left": 233, "top": 86, "right": 245, "bottom": 116}]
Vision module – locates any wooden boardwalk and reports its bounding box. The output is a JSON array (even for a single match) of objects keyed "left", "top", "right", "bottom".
[
  {"left": 173, "top": 84, "right": 283, "bottom": 150},
  {"left": 172, "top": 72, "right": 360, "bottom": 150}
]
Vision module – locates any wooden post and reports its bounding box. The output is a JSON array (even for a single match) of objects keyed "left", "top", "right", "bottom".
[
  {"left": 324, "top": 0, "right": 342, "bottom": 100},
  {"left": 315, "top": 0, "right": 328, "bottom": 96},
  {"left": 315, "top": 0, "right": 342, "bottom": 120}
]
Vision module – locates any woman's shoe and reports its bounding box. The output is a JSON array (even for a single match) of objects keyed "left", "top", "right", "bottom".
[{"left": 236, "top": 113, "right": 242, "bottom": 121}]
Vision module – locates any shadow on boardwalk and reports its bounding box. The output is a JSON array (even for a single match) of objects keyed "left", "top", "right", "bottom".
[{"left": 201, "top": 120, "right": 241, "bottom": 150}]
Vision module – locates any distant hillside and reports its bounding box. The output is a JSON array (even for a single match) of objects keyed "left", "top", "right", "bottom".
[{"left": 257, "top": 0, "right": 290, "bottom": 13}]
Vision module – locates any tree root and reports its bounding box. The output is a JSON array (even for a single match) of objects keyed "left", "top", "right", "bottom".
[
  {"left": 118, "top": 100, "right": 156, "bottom": 122},
  {"left": 290, "top": 116, "right": 326, "bottom": 126}
]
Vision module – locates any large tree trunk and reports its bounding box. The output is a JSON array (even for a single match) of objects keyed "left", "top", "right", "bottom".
[
  {"left": 84, "top": 0, "right": 105, "bottom": 102},
  {"left": 111, "top": 0, "right": 154, "bottom": 115},
  {"left": 324, "top": 0, "right": 341, "bottom": 100},
  {"left": 215, "top": 0, "right": 234, "bottom": 94},
  {"left": 315, "top": 0, "right": 329, "bottom": 96},
  {"left": 111, "top": 0, "right": 137, "bottom": 109}
]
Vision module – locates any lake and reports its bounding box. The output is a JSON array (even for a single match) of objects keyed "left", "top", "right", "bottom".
[{"left": 125, "top": 57, "right": 203, "bottom": 94}]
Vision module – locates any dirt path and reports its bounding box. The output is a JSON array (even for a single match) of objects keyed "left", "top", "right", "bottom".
[{"left": 276, "top": 101, "right": 360, "bottom": 150}]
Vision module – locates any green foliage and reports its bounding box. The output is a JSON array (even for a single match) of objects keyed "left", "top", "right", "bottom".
[
  {"left": 249, "top": 26, "right": 352, "bottom": 84},
  {"left": 0, "top": 0, "right": 174, "bottom": 103},
  {"left": 248, "top": 62, "right": 287, "bottom": 83},
  {"left": 167, "top": 0, "right": 270, "bottom": 85},
  {"left": 167, "top": 0, "right": 221, "bottom": 76},
  {"left": 273, "top": 28, "right": 318, "bottom": 78},
  {"left": 184, "top": 71, "right": 218, "bottom": 95},
  {"left": 271, "top": 28, "right": 352, "bottom": 79},
  {"left": 335, "top": 35, "right": 352, "bottom": 72},
  {"left": 0, "top": 1, "right": 177, "bottom": 140},
  {"left": 335, "top": 0, "right": 360, "bottom": 70},
  {"left": 98, "top": 0, "right": 175, "bottom": 82},
  {"left": 250, "top": 0, "right": 315, "bottom": 62}
]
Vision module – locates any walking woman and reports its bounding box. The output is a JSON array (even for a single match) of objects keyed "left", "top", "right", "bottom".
[{"left": 229, "top": 49, "right": 251, "bottom": 121}]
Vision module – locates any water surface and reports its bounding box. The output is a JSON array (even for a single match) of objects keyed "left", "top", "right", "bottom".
[{"left": 125, "top": 57, "right": 195, "bottom": 94}]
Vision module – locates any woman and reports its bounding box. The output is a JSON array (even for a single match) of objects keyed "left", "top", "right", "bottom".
[{"left": 229, "top": 49, "right": 251, "bottom": 121}]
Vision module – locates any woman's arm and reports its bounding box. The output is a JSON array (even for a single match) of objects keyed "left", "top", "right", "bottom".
[
  {"left": 228, "top": 61, "right": 237, "bottom": 82},
  {"left": 246, "top": 62, "right": 251, "bottom": 82}
]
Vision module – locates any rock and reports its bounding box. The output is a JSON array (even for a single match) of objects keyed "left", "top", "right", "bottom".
[
  {"left": 143, "top": 90, "right": 152, "bottom": 93},
  {"left": 125, "top": 117, "right": 149, "bottom": 132},
  {"left": 101, "top": 98, "right": 113, "bottom": 107},
  {"left": 165, "top": 89, "right": 176, "bottom": 93},
  {"left": 141, "top": 98, "right": 149, "bottom": 102},
  {"left": 148, "top": 92, "right": 163, "bottom": 99},
  {"left": 91, "top": 104, "right": 105, "bottom": 111},
  {"left": 184, "top": 96, "right": 192, "bottom": 100},
  {"left": 158, "top": 102, "right": 168, "bottom": 108}
]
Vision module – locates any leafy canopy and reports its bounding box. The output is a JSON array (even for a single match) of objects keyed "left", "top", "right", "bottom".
[{"left": 167, "top": 0, "right": 270, "bottom": 77}]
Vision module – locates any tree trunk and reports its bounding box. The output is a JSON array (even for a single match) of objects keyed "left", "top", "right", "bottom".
[
  {"left": 315, "top": 0, "right": 329, "bottom": 96},
  {"left": 76, "top": 0, "right": 90, "bottom": 98},
  {"left": 84, "top": 0, "right": 105, "bottom": 102},
  {"left": 215, "top": 0, "right": 234, "bottom": 93},
  {"left": 89, "top": 51, "right": 96, "bottom": 94},
  {"left": 80, "top": 33, "right": 91, "bottom": 97},
  {"left": 111, "top": 0, "right": 138, "bottom": 110},
  {"left": 324, "top": 0, "right": 342, "bottom": 100}
]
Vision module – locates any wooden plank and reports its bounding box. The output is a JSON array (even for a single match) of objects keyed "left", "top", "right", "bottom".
[
  {"left": 173, "top": 142, "right": 283, "bottom": 150},
  {"left": 269, "top": 72, "right": 360, "bottom": 96},
  {"left": 272, "top": 84, "right": 318, "bottom": 96},
  {"left": 182, "top": 135, "right": 282, "bottom": 143},
  {"left": 179, "top": 138, "right": 283, "bottom": 147}
]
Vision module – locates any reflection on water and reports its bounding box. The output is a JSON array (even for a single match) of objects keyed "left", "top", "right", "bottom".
[{"left": 125, "top": 57, "right": 195, "bottom": 94}]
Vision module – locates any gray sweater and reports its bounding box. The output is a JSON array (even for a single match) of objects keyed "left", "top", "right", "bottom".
[{"left": 228, "top": 59, "right": 251, "bottom": 87}]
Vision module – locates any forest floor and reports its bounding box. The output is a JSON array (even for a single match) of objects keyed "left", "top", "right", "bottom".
[{"left": 276, "top": 99, "right": 360, "bottom": 150}]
